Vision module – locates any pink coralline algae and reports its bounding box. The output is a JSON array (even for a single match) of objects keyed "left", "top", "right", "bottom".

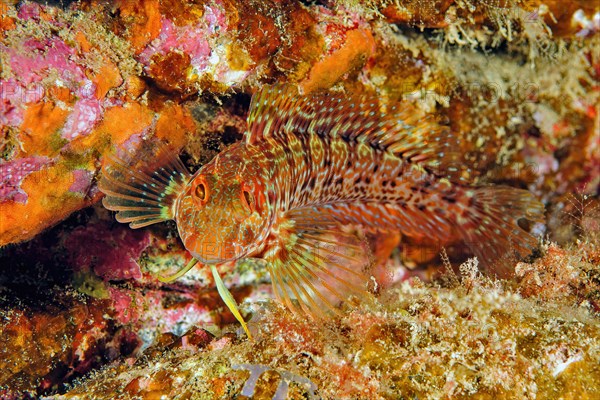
[
  {"left": 138, "top": 18, "right": 213, "bottom": 67},
  {"left": 16, "top": 2, "right": 43, "bottom": 20},
  {"left": 61, "top": 98, "right": 104, "bottom": 141},
  {"left": 7, "top": 37, "right": 86, "bottom": 85},
  {"left": 107, "top": 286, "right": 217, "bottom": 343},
  {"left": 108, "top": 287, "right": 146, "bottom": 326},
  {"left": 0, "top": 8, "right": 112, "bottom": 141},
  {"left": 68, "top": 169, "right": 94, "bottom": 196},
  {"left": 0, "top": 156, "right": 52, "bottom": 203},
  {"left": 64, "top": 222, "right": 150, "bottom": 281},
  {"left": 137, "top": 2, "right": 248, "bottom": 89},
  {"left": 2, "top": 34, "right": 104, "bottom": 141}
]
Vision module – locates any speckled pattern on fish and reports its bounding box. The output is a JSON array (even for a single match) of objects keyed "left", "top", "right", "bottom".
[{"left": 99, "top": 84, "right": 545, "bottom": 335}]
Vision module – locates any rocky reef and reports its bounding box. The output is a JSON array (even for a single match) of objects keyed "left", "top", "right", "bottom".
[{"left": 0, "top": 0, "right": 598, "bottom": 398}]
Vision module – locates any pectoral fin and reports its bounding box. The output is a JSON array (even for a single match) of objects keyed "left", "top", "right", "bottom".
[
  {"left": 264, "top": 208, "right": 373, "bottom": 319},
  {"left": 99, "top": 142, "right": 191, "bottom": 228}
]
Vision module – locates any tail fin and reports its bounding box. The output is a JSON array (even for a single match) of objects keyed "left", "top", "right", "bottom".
[
  {"left": 457, "top": 186, "right": 544, "bottom": 277},
  {"left": 98, "top": 143, "right": 191, "bottom": 229}
]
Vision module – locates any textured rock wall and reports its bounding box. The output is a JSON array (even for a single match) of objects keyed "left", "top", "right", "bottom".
[{"left": 0, "top": 0, "right": 598, "bottom": 398}]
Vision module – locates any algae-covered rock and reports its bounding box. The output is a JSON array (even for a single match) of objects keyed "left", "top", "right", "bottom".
[{"left": 56, "top": 240, "right": 600, "bottom": 399}]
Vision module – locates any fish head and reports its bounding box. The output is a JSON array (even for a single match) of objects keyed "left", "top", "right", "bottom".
[{"left": 174, "top": 154, "right": 271, "bottom": 264}]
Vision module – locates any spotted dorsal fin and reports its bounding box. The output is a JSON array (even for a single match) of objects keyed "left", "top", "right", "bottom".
[
  {"left": 245, "top": 84, "right": 472, "bottom": 183},
  {"left": 246, "top": 84, "right": 304, "bottom": 145}
]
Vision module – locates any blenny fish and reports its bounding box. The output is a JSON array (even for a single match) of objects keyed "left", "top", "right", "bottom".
[{"left": 99, "top": 84, "right": 544, "bottom": 338}]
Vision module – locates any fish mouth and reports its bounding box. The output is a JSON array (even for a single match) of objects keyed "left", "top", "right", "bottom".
[
  {"left": 194, "top": 255, "right": 238, "bottom": 265},
  {"left": 193, "top": 254, "right": 234, "bottom": 265},
  {"left": 188, "top": 240, "right": 249, "bottom": 265}
]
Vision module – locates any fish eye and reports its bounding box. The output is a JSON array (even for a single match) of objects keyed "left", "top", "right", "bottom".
[
  {"left": 195, "top": 183, "right": 207, "bottom": 200},
  {"left": 241, "top": 187, "right": 254, "bottom": 212},
  {"left": 192, "top": 179, "right": 209, "bottom": 206}
]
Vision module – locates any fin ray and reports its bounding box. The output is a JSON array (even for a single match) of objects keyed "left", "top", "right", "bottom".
[
  {"left": 279, "top": 259, "right": 319, "bottom": 316},
  {"left": 264, "top": 207, "right": 373, "bottom": 319},
  {"left": 457, "top": 186, "right": 544, "bottom": 277},
  {"left": 99, "top": 143, "right": 191, "bottom": 229},
  {"left": 293, "top": 247, "right": 354, "bottom": 309},
  {"left": 287, "top": 251, "right": 342, "bottom": 313},
  {"left": 103, "top": 172, "right": 164, "bottom": 198},
  {"left": 107, "top": 155, "right": 169, "bottom": 194},
  {"left": 245, "top": 84, "right": 473, "bottom": 183},
  {"left": 100, "top": 188, "right": 161, "bottom": 206}
]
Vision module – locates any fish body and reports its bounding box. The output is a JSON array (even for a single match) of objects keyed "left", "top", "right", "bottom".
[
  {"left": 181, "top": 130, "right": 453, "bottom": 259},
  {"left": 99, "top": 84, "right": 544, "bottom": 333}
]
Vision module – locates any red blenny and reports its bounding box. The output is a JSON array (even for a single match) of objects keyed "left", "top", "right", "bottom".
[{"left": 99, "top": 85, "right": 544, "bottom": 337}]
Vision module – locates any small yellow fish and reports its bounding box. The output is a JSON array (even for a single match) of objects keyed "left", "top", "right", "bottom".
[{"left": 99, "top": 84, "right": 544, "bottom": 338}]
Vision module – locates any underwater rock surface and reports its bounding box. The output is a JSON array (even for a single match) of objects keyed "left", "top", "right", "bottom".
[
  {"left": 0, "top": 0, "right": 599, "bottom": 398},
  {"left": 56, "top": 255, "right": 600, "bottom": 399}
]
